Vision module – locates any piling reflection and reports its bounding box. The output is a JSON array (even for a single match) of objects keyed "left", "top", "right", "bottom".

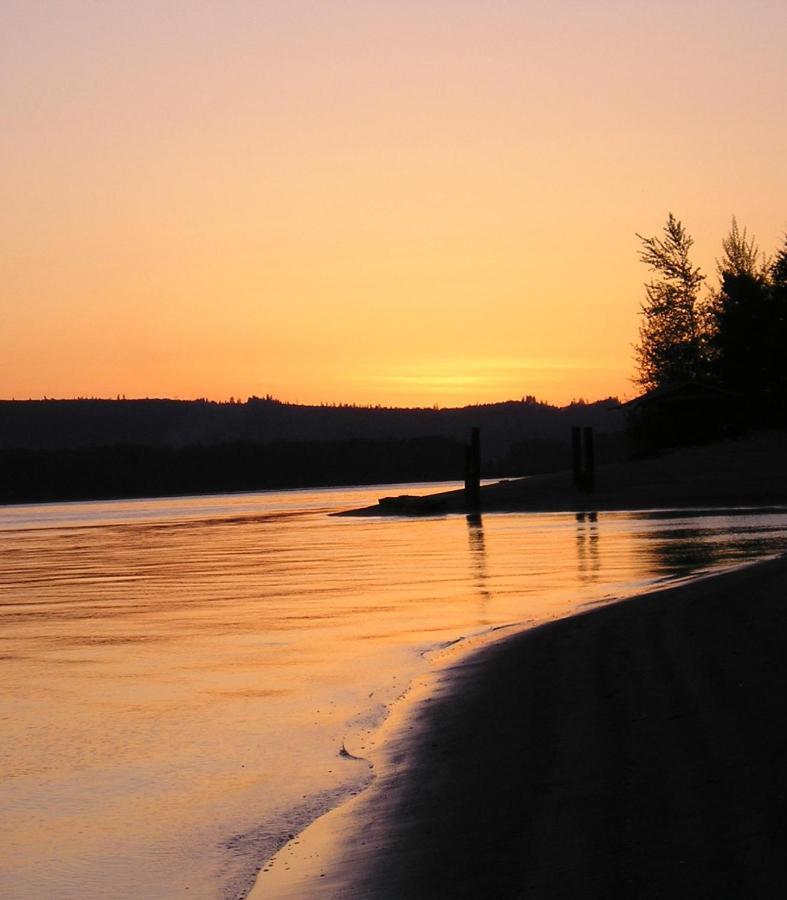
[
  {"left": 575, "top": 511, "right": 600, "bottom": 584},
  {"left": 466, "top": 513, "right": 492, "bottom": 619}
]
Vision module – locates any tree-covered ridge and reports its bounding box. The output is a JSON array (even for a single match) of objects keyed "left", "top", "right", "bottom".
[{"left": 0, "top": 395, "right": 623, "bottom": 459}]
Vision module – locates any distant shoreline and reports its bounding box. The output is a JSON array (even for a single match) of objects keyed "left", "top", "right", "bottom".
[
  {"left": 0, "top": 478, "right": 473, "bottom": 511},
  {"left": 0, "top": 439, "right": 473, "bottom": 507},
  {"left": 0, "top": 395, "right": 625, "bottom": 505}
]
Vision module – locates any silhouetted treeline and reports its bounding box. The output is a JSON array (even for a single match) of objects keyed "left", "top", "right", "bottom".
[
  {"left": 1, "top": 431, "right": 634, "bottom": 505},
  {"left": 708, "top": 222, "right": 787, "bottom": 422},
  {"left": 0, "top": 396, "right": 623, "bottom": 460},
  {"left": 633, "top": 215, "right": 787, "bottom": 441},
  {"left": 0, "top": 438, "right": 474, "bottom": 504}
]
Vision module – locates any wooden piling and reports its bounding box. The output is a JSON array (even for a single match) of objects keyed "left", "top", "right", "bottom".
[{"left": 465, "top": 427, "right": 481, "bottom": 512}]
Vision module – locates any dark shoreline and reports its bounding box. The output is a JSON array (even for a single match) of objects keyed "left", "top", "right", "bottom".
[
  {"left": 340, "top": 431, "right": 787, "bottom": 517},
  {"left": 0, "top": 438, "right": 473, "bottom": 506},
  {"left": 279, "top": 554, "right": 787, "bottom": 898}
]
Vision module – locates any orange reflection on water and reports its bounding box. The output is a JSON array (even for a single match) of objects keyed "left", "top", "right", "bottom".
[{"left": 2, "top": 486, "right": 787, "bottom": 898}]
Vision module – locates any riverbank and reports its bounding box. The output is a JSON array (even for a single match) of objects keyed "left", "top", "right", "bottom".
[
  {"left": 254, "top": 553, "right": 787, "bottom": 898},
  {"left": 340, "top": 430, "right": 787, "bottom": 516}
]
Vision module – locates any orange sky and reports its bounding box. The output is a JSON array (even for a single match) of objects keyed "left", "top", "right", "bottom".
[{"left": 2, "top": 1, "right": 786, "bottom": 407}]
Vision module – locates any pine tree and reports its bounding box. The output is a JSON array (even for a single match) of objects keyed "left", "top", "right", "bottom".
[
  {"left": 706, "top": 222, "right": 787, "bottom": 422},
  {"left": 708, "top": 218, "right": 770, "bottom": 398},
  {"left": 772, "top": 233, "right": 787, "bottom": 287},
  {"left": 634, "top": 214, "right": 708, "bottom": 390},
  {"left": 717, "top": 216, "right": 767, "bottom": 279},
  {"left": 765, "top": 234, "right": 787, "bottom": 400}
]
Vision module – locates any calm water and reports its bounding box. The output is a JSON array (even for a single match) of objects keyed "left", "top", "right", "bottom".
[{"left": 2, "top": 484, "right": 787, "bottom": 900}]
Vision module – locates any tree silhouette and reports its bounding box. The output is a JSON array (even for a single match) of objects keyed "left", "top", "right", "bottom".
[
  {"left": 635, "top": 213, "right": 708, "bottom": 390},
  {"left": 717, "top": 216, "right": 767, "bottom": 279},
  {"left": 766, "top": 234, "right": 787, "bottom": 403},
  {"left": 708, "top": 218, "right": 772, "bottom": 402},
  {"left": 772, "top": 233, "right": 787, "bottom": 287}
]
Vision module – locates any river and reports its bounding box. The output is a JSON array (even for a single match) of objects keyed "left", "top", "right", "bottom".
[{"left": 2, "top": 483, "right": 787, "bottom": 899}]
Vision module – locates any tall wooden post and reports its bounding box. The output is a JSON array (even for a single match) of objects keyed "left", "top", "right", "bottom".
[{"left": 465, "top": 427, "right": 481, "bottom": 512}]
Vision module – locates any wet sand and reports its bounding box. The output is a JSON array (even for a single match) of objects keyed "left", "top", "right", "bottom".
[
  {"left": 259, "top": 553, "right": 787, "bottom": 898},
  {"left": 342, "top": 431, "right": 787, "bottom": 516}
]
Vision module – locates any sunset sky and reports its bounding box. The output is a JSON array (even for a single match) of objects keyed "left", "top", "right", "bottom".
[{"left": 3, "top": 1, "right": 786, "bottom": 407}]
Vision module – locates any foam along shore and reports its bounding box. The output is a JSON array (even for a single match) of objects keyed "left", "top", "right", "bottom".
[
  {"left": 338, "top": 430, "right": 787, "bottom": 516},
  {"left": 253, "top": 553, "right": 787, "bottom": 899}
]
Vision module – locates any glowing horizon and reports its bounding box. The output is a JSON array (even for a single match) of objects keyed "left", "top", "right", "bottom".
[{"left": 3, "top": 1, "right": 786, "bottom": 408}]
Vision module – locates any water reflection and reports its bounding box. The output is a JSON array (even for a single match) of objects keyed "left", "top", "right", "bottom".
[
  {"left": 575, "top": 511, "right": 600, "bottom": 584},
  {"left": 2, "top": 489, "right": 787, "bottom": 900},
  {"left": 466, "top": 514, "right": 492, "bottom": 619},
  {"left": 631, "top": 510, "right": 787, "bottom": 578}
]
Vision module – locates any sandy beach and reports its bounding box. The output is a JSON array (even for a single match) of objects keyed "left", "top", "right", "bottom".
[{"left": 256, "top": 553, "right": 787, "bottom": 898}]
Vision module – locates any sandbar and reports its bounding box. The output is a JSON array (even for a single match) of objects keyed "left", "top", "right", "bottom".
[{"left": 340, "top": 431, "right": 787, "bottom": 516}]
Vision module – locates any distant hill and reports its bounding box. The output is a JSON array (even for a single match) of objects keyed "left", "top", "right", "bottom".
[
  {"left": 0, "top": 396, "right": 624, "bottom": 459},
  {"left": 0, "top": 397, "right": 628, "bottom": 504}
]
